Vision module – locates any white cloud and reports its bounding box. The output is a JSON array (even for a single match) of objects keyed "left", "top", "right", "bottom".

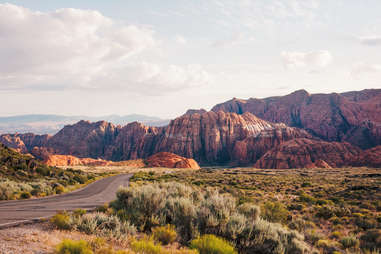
[
  {"left": 211, "top": 33, "right": 255, "bottom": 48},
  {"left": 0, "top": 4, "right": 211, "bottom": 94},
  {"left": 281, "top": 50, "right": 332, "bottom": 69},
  {"left": 359, "top": 36, "right": 381, "bottom": 46},
  {"left": 92, "top": 62, "right": 213, "bottom": 94},
  {"left": 351, "top": 63, "right": 381, "bottom": 78},
  {"left": 174, "top": 35, "right": 187, "bottom": 44}
]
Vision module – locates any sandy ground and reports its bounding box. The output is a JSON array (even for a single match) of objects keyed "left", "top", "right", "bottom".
[{"left": 0, "top": 222, "right": 100, "bottom": 254}]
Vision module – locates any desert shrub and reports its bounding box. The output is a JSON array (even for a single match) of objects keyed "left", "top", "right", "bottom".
[
  {"left": 315, "top": 206, "right": 334, "bottom": 220},
  {"left": 113, "top": 182, "right": 312, "bottom": 254},
  {"left": 190, "top": 234, "right": 237, "bottom": 254},
  {"left": 55, "top": 185, "right": 66, "bottom": 194},
  {"left": 355, "top": 216, "right": 377, "bottom": 230},
  {"left": 261, "top": 201, "right": 289, "bottom": 223},
  {"left": 20, "top": 191, "right": 31, "bottom": 199},
  {"left": 360, "top": 229, "right": 381, "bottom": 250},
  {"left": 340, "top": 236, "right": 359, "bottom": 249},
  {"left": 74, "top": 212, "right": 136, "bottom": 238},
  {"left": 237, "top": 203, "right": 260, "bottom": 221},
  {"left": 51, "top": 211, "right": 73, "bottom": 230},
  {"left": 74, "top": 208, "right": 87, "bottom": 217},
  {"left": 298, "top": 192, "right": 316, "bottom": 204},
  {"left": 152, "top": 224, "right": 177, "bottom": 245},
  {"left": 55, "top": 239, "right": 93, "bottom": 254},
  {"left": 130, "top": 238, "right": 164, "bottom": 254}
]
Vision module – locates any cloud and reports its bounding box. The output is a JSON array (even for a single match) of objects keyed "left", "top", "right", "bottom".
[
  {"left": 0, "top": 4, "right": 211, "bottom": 94},
  {"left": 359, "top": 36, "right": 381, "bottom": 46},
  {"left": 281, "top": 50, "right": 332, "bottom": 69},
  {"left": 211, "top": 33, "right": 255, "bottom": 48},
  {"left": 92, "top": 62, "right": 213, "bottom": 94},
  {"left": 351, "top": 63, "right": 381, "bottom": 78},
  {"left": 174, "top": 35, "right": 187, "bottom": 44}
]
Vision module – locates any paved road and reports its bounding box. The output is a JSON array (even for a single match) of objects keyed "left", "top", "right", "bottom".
[{"left": 0, "top": 174, "right": 132, "bottom": 227}]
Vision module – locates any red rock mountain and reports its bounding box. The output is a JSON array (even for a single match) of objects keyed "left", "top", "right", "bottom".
[
  {"left": 1, "top": 89, "right": 381, "bottom": 169},
  {"left": 255, "top": 138, "right": 362, "bottom": 169},
  {"left": 0, "top": 111, "right": 311, "bottom": 166},
  {"left": 212, "top": 89, "right": 381, "bottom": 149}
]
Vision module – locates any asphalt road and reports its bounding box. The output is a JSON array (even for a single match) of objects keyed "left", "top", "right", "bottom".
[{"left": 0, "top": 174, "right": 132, "bottom": 227}]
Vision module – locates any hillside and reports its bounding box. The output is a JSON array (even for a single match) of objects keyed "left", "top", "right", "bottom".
[{"left": 212, "top": 89, "right": 381, "bottom": 149}]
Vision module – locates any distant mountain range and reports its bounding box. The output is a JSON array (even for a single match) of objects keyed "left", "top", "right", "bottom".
[
  {"left": 1, "top": 88, "right": 381, "bottom": 169},
  {"left": 0, "top": 114, "right": 169, "bottom": 134}
]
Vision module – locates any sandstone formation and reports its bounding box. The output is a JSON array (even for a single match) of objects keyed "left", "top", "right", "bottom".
[
  {"left": 352, "top": 146, "right": 381, "bottom": 168},
  {"left": 255, "top": 138, "right": 362, "bottom": 169},
  {"left": 2, "top": 89, "right": 381, "bottom": 169},
  {"left": 0, "top": 111, "right": 310, "bottom": 166},
  {"left": 44, "top": 155, "right": 111, "bottom": 167},
  {"left": 0, "top": 133, "right": 50, "bottom": 153},
  {"left": 212, "top": 89, "right": 381, "bottom": 149},
  {"left": 145, "top": 152, "right": 200, "bottom": 169}
]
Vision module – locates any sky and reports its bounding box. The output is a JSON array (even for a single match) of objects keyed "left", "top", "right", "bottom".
[{"left": 0, "top": 0, "right": 381, "bottom": 119}]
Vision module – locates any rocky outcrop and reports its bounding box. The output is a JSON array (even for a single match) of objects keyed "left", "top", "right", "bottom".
[
  {"left": 44, "top": 155, "right": 111, "bottom": 167},
  {"left": 184, "top": 109, "right": 207, "bottom": 115},
  {"left": 212, "top": 89, "right": 381, "bottom": 149},
  {"left": 45, "top": 120, "right": 120, "bottom": 158},
  {"left": 352, "top": 146, "right": 381, "bottom": 168},
  {"left": 0, "top": 111, "right": 311, "bottom": 166},
  {"left": 254, "top": 138, "right": 362, "bottom": 169},
  {"left": 145, "top": 152, "right": 200, "bottom": 169},
  {"left": 105, "top": 122, "right": 160, "bottom": 161},
  {"left": 0, "top": 133, "right": 50, "bottom": 153}
]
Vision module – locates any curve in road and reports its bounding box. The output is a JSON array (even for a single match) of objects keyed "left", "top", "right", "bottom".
[{"left": 0, "top": 174, "right": 132, "bottom": 228}]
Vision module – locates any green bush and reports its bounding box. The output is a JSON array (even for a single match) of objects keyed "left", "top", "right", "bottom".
[
  {"left": 152, "top": 224, "right": 177, "bottom": 245},
  {"left": 190, "top": 234, "right": 237, "bottom": 254},
  {"left": 130, "top": 238, "right": 164, "bottom": 254},
  {"left": 340, "top": 236, "right": 359, "bottom": 249},
  {"left": 51, "top": 211, "right": 73, "bottom": 230},
  {"left": 20, "top": 191, "right": 31, "bottom": 199},
  {"left": 261, "top": 201, "right": 289, "bottom": 223},
  {"left": 74, "top": 212, "right": 136, "bottom": 238},
  {"left": 112, "top": 182, "right": 312, "bottom": 254},
  {"left": 55, "top": 185, "right": 66, "bottom": 194},
  {"left": 360, "top": 229, "right": 381, "bottom": 250},
  {"left": 55, "top": 239, "right": 93, "bottom": 254}
]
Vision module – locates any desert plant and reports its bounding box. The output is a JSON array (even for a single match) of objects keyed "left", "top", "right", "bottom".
[
  {"left": 55, "top": 239, "right": 93, "bottom": 254},
  {"left": 261, "top": 201, "right": 289, "bottom": 223},
  {"left": 360, "top": 229, "right": 381, "bottom": 250},
  {"left": 113, "top": 182, "right": 312, "bottom": 254},
  {"left": 340, "top": 236, "right": 359, "bottom": 249},
  {"left": 130, "top": 238, "right": 164, "bottom": 254},
  {"left": 74, "top": 212, "right": 136, "bottom": 238},
  {"left": 152, "top": 224, "right": 177, "bottom": 245},
  {"left": 51, "top": 211, "right": 73, "bottom": 230},
  {"left": 190, "top": 234, "right": 237, "bottom": 254}
]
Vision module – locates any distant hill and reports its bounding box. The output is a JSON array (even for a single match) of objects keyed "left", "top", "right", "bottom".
[{"left": 0, "top": 114, "right": 169, "bottom": 135}]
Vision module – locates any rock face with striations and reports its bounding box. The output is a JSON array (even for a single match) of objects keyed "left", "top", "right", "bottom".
[
  {"left": 45, "top": 120, "right": 120, "bottom": 158},
  {"left": 212, "top": 89, "right": 381, "bottom": 149},
  {"left": 0, "top": 111, "right": 311, "bottom": 166},
  {"left": 152, "top": 111, "right": 310, "bottom": 165},
  {"left": 0, "top": 133, "right": 50, "bottom": 153},
  {"left": 255, "top": 138, "right": 362, "bottom": 169}
]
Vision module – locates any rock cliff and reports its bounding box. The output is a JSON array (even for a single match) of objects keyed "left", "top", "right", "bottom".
[{"left": 212, "top": 89, "right": 381, "bottom": 149}]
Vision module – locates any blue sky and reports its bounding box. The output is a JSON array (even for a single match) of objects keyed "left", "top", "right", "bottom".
[{"left": 0, "top": 1, "right": 381, "bottom": 118}]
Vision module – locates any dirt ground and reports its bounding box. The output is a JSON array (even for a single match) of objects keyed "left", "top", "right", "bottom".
[{"left": 0, "top": 222, "right": 98, "bottom": 254}]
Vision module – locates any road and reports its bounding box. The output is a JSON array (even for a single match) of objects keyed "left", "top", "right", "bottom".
[{"left": 0, "top": 174, "right": 132, "bottom": 227}]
